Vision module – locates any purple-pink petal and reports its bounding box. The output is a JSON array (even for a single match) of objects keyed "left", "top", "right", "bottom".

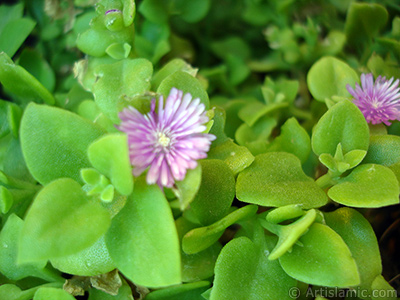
[
  {"left": 346, "top": 73, "right": 400, "bottom": 125},
  {"left": 117, "top": 88, "right": 215, "bottom": 188}
]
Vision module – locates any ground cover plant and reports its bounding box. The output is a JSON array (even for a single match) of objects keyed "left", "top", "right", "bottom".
[{"left": 0, "top": 0, "right": 400, "bottom": 299}]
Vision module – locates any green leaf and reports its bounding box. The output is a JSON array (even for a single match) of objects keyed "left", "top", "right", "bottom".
[
  {"left": 363, "top": 135, "right": 400, "bottom": 167},
  {"left": 324, "top": 208, "right": 383, "bottom": 298},
  {"left": 345, "top": 3, "right": 388, "bottom": 48},
  {"left": 320, "top": 30, "right": 346, "bottom": 56},
  {"left": 266, "top": 117, "right": 311, "bottom": 163},
  {"left": 189, "top": 160, "right": 235, "bottom": 225},
  {"left": 0, "top": 18, "right": 36, "bottom": 57},
  {"left": 370, "top": 275, "right": 397, "bottom": 300},
  {"left": 173, "top": 165, "right": 202, "bottom": 210},
  {"left": 0, "top": 185, "right": 13, "bottom": 214},
  {"left": 311, "top": 100, "right": 369, "bottom": 156},
  {"left": 263, "top": 77, "right": 299, "bottom": 105},
  {"left": 76, "top": 26, "right": 134, "bottom": 57},
  {"left": 17, "top": 48, "right": 55, "bottom": 93},
  {"left": 123, "top": 0, "right": 136, "bottom": 26},
  {"left": 0, "top": 171, "right": 37, "bottom": 219},
  {"left": 235, "top": 116, "right": 276, "bottom": 146},
  {"left": 279, "top": 223, "right": 360, "bottom": 287},
  {"left": 0, "top": 3, "right": 23, "bottom": 33},
  {"left": 225, "top": 54, "right": 250, "bottom": 85},
  {"left": 320, "top": 148, "right": 367, "bottom": 175},
  {"left": 157, "top": 71, "right": 209, "bottom": 110},
  {"left": 50, "top": 235, "right": 115, "bottom": 276},
  {"left": 77, "top": 100, "right": 116, "bottom": 132},
  {"left": 0, "top": 53, "right": 54, "bottom": 105},
  {"left": 307, "top": 57, "right": 358, "bottom": 102},
  {"left": 236, "top": 152, "right": 327, "bottom": 209},
  {"left": 176, "top": 217, "right": 221, "bottom": 282},
  {"left": 211, "top": 36, "right": 250, "bottom": 62},
  {"left": 20, "top": 103, "right": 105, "bottom": 185},
  {"left": 328, "top": 164, "right": 399, "bottom": 208},
  {"left": 0, "top": 283, "right": 63, "bottom": 300},
  {"left": 88, "top": 133, "right": 133, "bottom": 196},
  {"left": 145, "top": 281, "right": 210, "bottom": 300},
  {"left": 0, "top": 214, "right": 58, "bottom": 281},
  {"left": 262, "top": 209, "right": 317, "bottom": 260},
  {"left": 92, "top": 58, "right": 153, "bottom": 123},
  {"left": 319, "top": 153, "right": 336, "bottom": 172},
  {"left": 211, "top": 237, "right": 296, "bottom": 300},
  {"left": 105, "top": 42, "right": 131, "bottom": 60},
  {"left": 238, "top": 101, "right": 287, "bottom": 127},
  {"left": 207, "top": 139, "right": 254, "bottom": 175},
  {"left": 8, "top": 102, "right": 23, "bottom": 138},
  {"left": 207, "top": 107, "right": 254, "bottom": 175},
  {"left": 367, "top": 53, "right": 400, "bottom": 80},
  {"left": 19, "top": 178, "right": 111, "bottom": 263},
  {"left": 173, "top": 0, "right": 210, "bottom": 23},
  {"left": 33, "top": 287, "right": 75, "bottom": 300},
  {"left": 134, "top": 21, "right": 170, "bottom": 64},
  {"left": 0, "top": 100, "right": 10, "bottom": 138},
  {"left": 266, "top": 204, "right": 305, "bottom": 224},
  {"left": 182, "top": 205, "right": 258, "bottom": 254},
  {"left": 105, "top": 177, "right": 181, "bottom": 287},
  {"left": 344, "top": 149, "right": 367, "bottom": 169},
  {"left": 2, "top": 137, "right": 34, "bottom": 183},
  {"left": 139, "top": 0, "right": 169, "bottom": 24},
  {"left": 151, "top": 58, "right": 197, "bottom": 90}
]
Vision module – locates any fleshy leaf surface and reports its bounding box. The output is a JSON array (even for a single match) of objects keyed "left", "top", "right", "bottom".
[
  {"left": 311, "top": 100, "right": 369, "bottom": 156},
  {"left": 307, "top": 56, "right": 358, "bottom": 102},
  {"left": 105, "top": 177, "right": 181, "bottom": 287},
  {"left": 182, "top": 205, "right": 258, "bottom": 254},
  {"left": 189, "top": 159, "right": 235, "bottom": 225},
  {"left": 0, "top": 53, "right": 54, "bottom": 105},
  {"left": 92, "top": 58, "right": 153, "bottom": 123},
  {"left": 157, "top": 70, "right": 209, "bottom": 109},
  {"left": 279, "top": 223, "right": 360, "bottom": 287},
  {"left": 324, "top": 208, "right": 384, "bottom": 299},
  {"left": 88, "top": 133, "right": 133, "bottom": 196},
  {"left": 328, "top": 164, "right": 399, "bottom": 207},
  {"left": 211, "top": 236, "right": 296, "bottom": 300},
  {"left": 20, "top": 103, "right": 105, "bottom": 185},
  {"left": 236, "top": 152, "right": 327, "bottom": 208},
  {"left": 19, "top": 178, "right": 111, "bottom": 263}
]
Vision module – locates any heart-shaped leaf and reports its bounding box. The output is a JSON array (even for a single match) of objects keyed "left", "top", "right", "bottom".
[
  {"left": 211, "top": 236, "right": 296, "bottom": 300},
  {"left": 279, "top": 223, "right": 360, "bottom": 287},
  {"left": 328, "top": 164, "right": 399, "bottom": 207},
  {"left": 312, "top": 100, "right": 369, "bottom": 156},
  {"left": 307, "top": 57, "right": 358, "bottom": 102},
  {"left": 19, "top": 178, "right": 111, "bottom": 263},
  {"left": 236, "top": 152, "right": 327, "bottom": 208},
  {"left": 20, "top": 103, "right": 105, "bottom": 185},
  {"left": 105, "top": 177, "right": 181, "bottom": 287}
]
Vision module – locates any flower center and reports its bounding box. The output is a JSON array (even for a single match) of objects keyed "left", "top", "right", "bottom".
[{"left": 157, "top": 132, "right": 171, "bottom": 148}]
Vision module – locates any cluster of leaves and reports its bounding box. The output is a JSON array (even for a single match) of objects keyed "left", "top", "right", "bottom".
[{"left": 0, "top": 0, "right": 400, "bottom": 299}]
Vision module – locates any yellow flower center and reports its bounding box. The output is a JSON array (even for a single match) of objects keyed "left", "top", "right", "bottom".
[{"left": 158, "top": 132, "right": 171, "bottom": 147}]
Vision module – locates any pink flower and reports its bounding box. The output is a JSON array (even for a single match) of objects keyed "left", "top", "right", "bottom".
[
  {"left": 118, "top": 88, "right": 215, "bottom": 188},
  {"left": 346, "top": 73, "right": 400, "bottom": 125}
]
